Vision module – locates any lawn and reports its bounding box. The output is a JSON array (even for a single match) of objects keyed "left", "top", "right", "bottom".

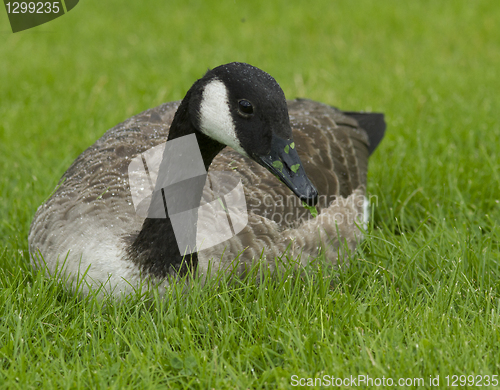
[{"left": 1, "top": 0, "right": 500, "bottom": 388}]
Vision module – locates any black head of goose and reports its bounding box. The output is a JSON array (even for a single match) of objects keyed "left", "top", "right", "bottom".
[{"left": 28, "top": 62, "right": 385, "bottom": 296}]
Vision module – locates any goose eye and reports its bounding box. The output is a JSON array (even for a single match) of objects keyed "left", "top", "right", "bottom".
[{"left": 238, "top": 99, "right": 254, "bottom": 116}]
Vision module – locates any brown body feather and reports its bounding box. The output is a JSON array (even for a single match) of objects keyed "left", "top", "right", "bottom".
[{"left": 29, "top": 99, "right": 373, "bottom": 294}]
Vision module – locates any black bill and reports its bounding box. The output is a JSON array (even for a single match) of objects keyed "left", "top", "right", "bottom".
[{"left": 253, "top": 134, "right": 318, "bottom": 206}]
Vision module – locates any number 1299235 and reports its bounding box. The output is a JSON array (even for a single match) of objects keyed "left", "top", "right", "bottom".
[{"left": 5, "top": 2, "right": 61, "bottom": 14}]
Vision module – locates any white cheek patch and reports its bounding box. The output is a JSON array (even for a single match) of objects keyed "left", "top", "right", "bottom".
[{"left": 199, "top": 79, "right": 247, "bottom": 156}]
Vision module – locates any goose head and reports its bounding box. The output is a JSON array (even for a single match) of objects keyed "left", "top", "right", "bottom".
[{"left": 169, "top": 62, "right": 318, "bottom": 206}]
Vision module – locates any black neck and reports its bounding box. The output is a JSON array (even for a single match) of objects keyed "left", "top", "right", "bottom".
[
  {"left": 167, "top": 85, "right": 225, "bottom": 169},
  {"left": 126, "top": 88, "right": 226, "bottom": 279}
]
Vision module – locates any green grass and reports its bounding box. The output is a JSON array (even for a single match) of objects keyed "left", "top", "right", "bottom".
[{"left": 1, "top": 0, "right": 500, "bottom": 388}]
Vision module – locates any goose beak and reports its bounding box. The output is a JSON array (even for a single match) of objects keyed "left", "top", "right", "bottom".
[{"left": 253, "top": 134, "right": 318, "bottom": 206}]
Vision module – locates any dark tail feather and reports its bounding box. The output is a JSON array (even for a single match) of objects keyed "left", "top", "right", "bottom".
[{"left": 343, "top": 112, "right": 386, "bottom": 155}]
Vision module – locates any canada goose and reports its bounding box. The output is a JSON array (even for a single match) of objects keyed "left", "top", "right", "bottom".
[{"left": 28, "top": 62, "right": 385, "bottom": 296}]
